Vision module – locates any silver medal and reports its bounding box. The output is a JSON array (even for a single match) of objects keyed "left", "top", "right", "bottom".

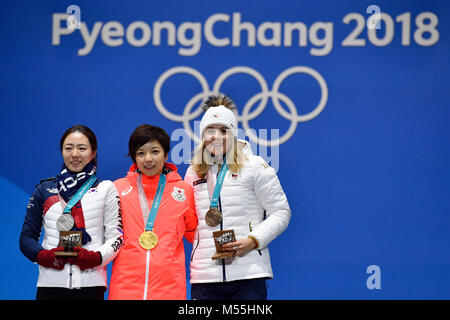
[{"left": 56, "top": 214, "right": 75, "bottom": 232}]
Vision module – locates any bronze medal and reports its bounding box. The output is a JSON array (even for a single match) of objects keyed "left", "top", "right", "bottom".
[
  {"left": 139, "top": 231, "right": 158, "bottom": 250},
  {"left": 205, "top": 208, "right": 222, "bottom": 227}
]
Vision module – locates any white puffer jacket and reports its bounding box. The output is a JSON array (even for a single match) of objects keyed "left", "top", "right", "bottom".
[
  {"left": 37, "top": 180, "right": 123, "bottom": 288},
  {"left": 184, "top": 151, "right": 291, "bottom": 283}
]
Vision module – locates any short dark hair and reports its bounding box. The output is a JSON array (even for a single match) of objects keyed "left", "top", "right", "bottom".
[
  {"left": 60, "top": 125, "right": 98, "bottom": 165},
  {"left": 128, "top": 124, "right": 170, "bottom": 163}
]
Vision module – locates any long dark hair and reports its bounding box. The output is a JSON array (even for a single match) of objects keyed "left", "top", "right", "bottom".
[{"left": 60, "top": 125, "right": 98, "bottom": 165}]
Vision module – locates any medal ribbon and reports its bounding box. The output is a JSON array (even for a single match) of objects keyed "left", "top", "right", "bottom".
[
  {"left": 137, "top": 173, "right": 167, "bottom": 232},
  {"left": 63, "top": 175, "right": 97, "bottom": 214},
  {"left": 210, "top": 159, "right": 228, "bottom": 209}
]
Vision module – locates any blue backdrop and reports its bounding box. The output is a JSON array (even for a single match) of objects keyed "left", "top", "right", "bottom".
[{"left": 1, "top": 0, "right": 449, "bottom": 299}]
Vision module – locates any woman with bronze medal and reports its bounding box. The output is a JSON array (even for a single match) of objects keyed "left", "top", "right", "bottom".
[
  {"left": 108, "top": 124, "right": 197, "bottom": 300},
  {"left": 184, "top": 93, "right": 291, "bottom": 300},
  {"left": 19, "top": 125, "right": 124, "bottom": 300}
]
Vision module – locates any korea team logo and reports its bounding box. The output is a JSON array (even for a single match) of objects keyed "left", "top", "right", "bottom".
[{"left": 172, "top": 187, "right": 186, "bottom": 202}]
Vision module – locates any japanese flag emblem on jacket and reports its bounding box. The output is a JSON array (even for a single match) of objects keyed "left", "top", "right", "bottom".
[{"left": 172, "top": 187, "right": 186, "bottom": 202}]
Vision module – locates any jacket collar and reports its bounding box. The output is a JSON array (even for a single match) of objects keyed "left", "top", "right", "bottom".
[{"left": 126, "top": 162, "right": 180, "bottom": 185}]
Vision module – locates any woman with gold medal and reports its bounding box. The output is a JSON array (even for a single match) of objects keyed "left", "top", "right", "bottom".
[
  {"left": 184, "top": 93, "right": 291, "bottom": 300},
  {"left": 108, "top": 124, "right": 197, "bottom": 300}
]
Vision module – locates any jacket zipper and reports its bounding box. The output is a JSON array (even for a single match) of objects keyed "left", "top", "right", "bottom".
[
  {"left": 190, "top": 232, "right": 200, "bottom": 262},
  {"left": 69, "top": 265, "right": 73, "bottom": 289},
  {"left": 218, "top": 194, "right": 226, "bottom": 282},
  {"left": 143, "top": 250, "right": 151, "bottom": 300},
  {"left": 215, "top": 164, "right": 227, "bottom": 282}
]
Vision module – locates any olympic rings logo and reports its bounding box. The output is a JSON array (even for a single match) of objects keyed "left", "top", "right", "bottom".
[{"left": 153, "top": 66, "right": 328, "bottom": 147}]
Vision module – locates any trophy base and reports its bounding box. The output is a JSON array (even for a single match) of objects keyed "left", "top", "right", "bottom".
[
  {"left": 212, "top": 251, "right": 236, "bottom": 260},
  {"left": 55, "top": 251, "right": 78, "bottom": 257}
]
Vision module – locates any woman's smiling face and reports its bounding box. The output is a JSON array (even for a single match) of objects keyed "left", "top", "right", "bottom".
[
  {"left": 203, "top": 125, "right": 232, "bottom": 157},
  {"left": 61, "top": 132, "right": 96, "bottom": 173},
  {"left": 135, "top": 140, "right": 168, "bottom": 176}
]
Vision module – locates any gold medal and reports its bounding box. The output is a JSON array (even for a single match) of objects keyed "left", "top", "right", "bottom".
[
  {"left": 139, "top": 231, "right": 158, "bottom": 250},
  {"left": 205, "top": 208, "right": 222, "bottom": 227}
]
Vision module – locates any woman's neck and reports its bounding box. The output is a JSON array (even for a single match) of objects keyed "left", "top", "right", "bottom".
[{"left": 210, "top": 153, "right": 226, "bottom": 164}]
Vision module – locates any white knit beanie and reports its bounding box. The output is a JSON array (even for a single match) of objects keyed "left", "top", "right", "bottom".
[{"left": 199, "top": 105, "right": 238, "bottom": 138}]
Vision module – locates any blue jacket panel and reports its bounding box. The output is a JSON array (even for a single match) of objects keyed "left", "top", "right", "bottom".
[{"left": 19, "top": 180, "right": 55, "bottom": 262}]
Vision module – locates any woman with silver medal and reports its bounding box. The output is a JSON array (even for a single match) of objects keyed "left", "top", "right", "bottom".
[
  {"left": 185, "top": 93, "right": 291, "bottom": 300},
  {"left": 108, "top": 125, "right": 197, "bottom": 300},
  {"left": 19, "top": 125, "right": 124, "bottom": 300}
]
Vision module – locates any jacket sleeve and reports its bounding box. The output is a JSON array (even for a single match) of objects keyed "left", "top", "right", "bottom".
[
  {"left": 183, "top": 185, "right": 198, "bottom": 243},
  {"left": 248, "top": 156, "right": 291, "bottom": 250},
  {"left": 97, "top": 181, "right": 124, "bottom": 266},
  {"left": 19, "top": 185, "right": 45, "bottom": 262}
]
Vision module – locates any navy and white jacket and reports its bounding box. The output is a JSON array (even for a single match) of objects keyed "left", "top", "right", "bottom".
[{"left": 19, "top": 177, "right": 123, "bottom": 289}]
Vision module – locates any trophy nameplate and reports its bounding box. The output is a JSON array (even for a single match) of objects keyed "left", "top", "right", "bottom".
[
  {"left": 55, "top": 231, "right": 82, "bottom": 256},
  {"left": 211, "top": 229, "right": 236, "bottom": 260}
]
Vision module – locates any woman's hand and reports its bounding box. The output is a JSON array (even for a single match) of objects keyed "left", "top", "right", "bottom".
[
  {"left": 222, "top": 237, "right": 257, "bottom": 257},
  {"left": 37, "top": 247, "right": 67, "bottom": 270},
  {"left": 67, "top": 247, "right": 102, "bottom": 271}
]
